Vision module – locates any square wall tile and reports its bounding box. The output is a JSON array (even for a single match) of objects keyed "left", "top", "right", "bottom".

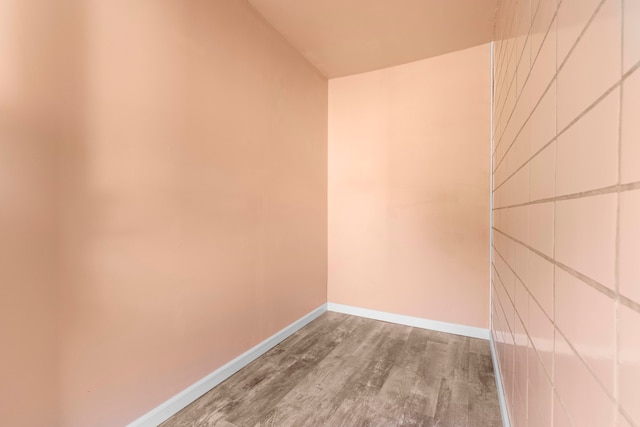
[
  {"left": 529, "top": 202, "right": 554, "bottom": 257},
  {"left": 531, "top": 0, "right": 558, "bottom": 60},
  {"left": 621, "top": 69, "right": 640, "bottom": 184},
  {"left": 517, "top": 36, "right": 531, "bottom": 97},
  {"left": 515, "top": 243, "right": 530, "bottom": 286},
  {"left": 527, "top": 349, "right": 553, "bottom": 426},
  {"left": 511, "top": 84, "right": 531, "bottom": 136},
  {"left": 508, "top": 205, "right": 530, "bottom": 244},
  {"left": 557, "top": 0, "right": 621, "bottom": 129},
  {"left": 624, "top": 0, "right": 640, "bottom": 72},
  {"left": 494, "top": 187, "right": 503, "bottom": 208},
  {"left": 527, "top": 250, "right": 554, "bottom": 317},
  {"left": 514, "top": 387, "right": 528, "bottom": 427},
  {"left": 619, "top": 189, "right": 640, "bottom": 304},
  {"left": 554, "top": 395, "right": 574, "bottom": 427},
  {"left": 529, "top": 18, "right": 557, "bottom": 108},
  {"left": 556, "top": 88, "right": 620, "bottom": 196},
  {"left": 515, "top": 277, "right": 529, "bottom": 324},
  {"left": 555, "top": 268, "right": 615, "bottom": 393},
  {"left": 619, "top": 304, "right": 640, "bottom": 425},
  {"left": 555, "top": 194, "right": 617, "bottom": 290},
  {"left": 495, "top": 249, "right": 516, "bottom": 299},
  {"left": 530, "top": 140, "right": 556, "bottom": 201},
  {"left": 529, "top": 297, "right": 554, "bottom": 377},
  {"left": 504, "top": 163, "right": 530, "bottom": 206},
  {"left": 507, "top": 122, "right": 531, "bottom": 177},
  {"left": 529, "top": 80, "right": 557, "bottom": 155},
  {"left": 505, "top": 234, "right": 519, "bottom": 268},
  {"left": 494, "top": 161, "right": 508, "bottom": 190},
  {"left": 492, "top": 209, "right": 501, "bottom": 230},
  {"left": 514, "top": 315, "right": 529, "bottom": 396},
  {"left": 554, "top": 333, "right": 616, "bottom": 427},
  {"left": 557, "top": 0, "right": 604, "bottom": 63}
]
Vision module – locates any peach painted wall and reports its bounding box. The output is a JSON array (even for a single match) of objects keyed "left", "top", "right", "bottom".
[
  {"left": 1, "top": 1, "right": 327, "bottom": 426},
  {"left": 0, "top": 1, "right": 84, "bottom": 425},
  {"left": 328, "top": 44, "right": 491, "bottom": 329},
  {"left": 491, "top": 0, "right": 640, "bottom": 425}
]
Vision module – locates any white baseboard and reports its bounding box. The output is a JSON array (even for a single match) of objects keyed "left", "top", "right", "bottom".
[
  {"left": 327, "top": 302, "right": 490, "bottom": 340},
  {"left": 489, "top": 332, "right": 512, "bottom": 427},
  {"left": 127, "top": 303, "right": 328, "bottom": 427}
]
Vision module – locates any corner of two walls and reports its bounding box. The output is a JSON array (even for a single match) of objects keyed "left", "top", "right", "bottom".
[
  {"left": 491, "top": 0, "right": 640, "bottom": 425},
  {"left": 327, "top": 43, "right": 493, "bottom": 330},
  {"left": 2, "top": 2, "right": 502, "bottom": 425}
]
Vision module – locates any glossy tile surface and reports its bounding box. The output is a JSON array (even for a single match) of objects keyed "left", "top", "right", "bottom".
[
  {"left": 619, "top": 190, "right": 640, "bottom": 304},
  {"left": 555, "top": 194, "right": 618, "bottom": 290},
  {"left": 555, "top": 88, "right": 620, "bottom": 196},
  {"left": 556, "top": 0, "right": 621, "bottom": 129},
  {"left": 619, "top": 305, "right": 640, "bottom": 425},
  {"left": 492, "top": 0, "right": 640, "bottom": 425}
]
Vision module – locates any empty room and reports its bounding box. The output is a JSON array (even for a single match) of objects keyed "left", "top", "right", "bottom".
[{"left": 1, "top": 0, "right": 639, "bottom": 426}]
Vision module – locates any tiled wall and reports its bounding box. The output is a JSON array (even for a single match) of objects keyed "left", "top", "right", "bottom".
[{"left": 491, "top": 0, "right": 640, "bottom": 426}]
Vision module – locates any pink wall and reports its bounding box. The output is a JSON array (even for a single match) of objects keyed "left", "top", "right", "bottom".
[
  {"left": 0, "top": 1, "right": 327, "bottom": 426},
  {"left": 491, "top": 0, "right": 640, "bottom": 425},
  {"left": 328, "top": 44, "right": 491, "bottom": 329}
]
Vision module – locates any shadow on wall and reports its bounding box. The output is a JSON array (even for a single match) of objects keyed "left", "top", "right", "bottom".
[{"left": 0, "top": 0, "right": 88, "bottom": 425}]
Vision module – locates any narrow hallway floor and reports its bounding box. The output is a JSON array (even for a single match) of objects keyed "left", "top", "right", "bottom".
[{"left": 161, "top": 312, "right": 502, "bottom": 427}]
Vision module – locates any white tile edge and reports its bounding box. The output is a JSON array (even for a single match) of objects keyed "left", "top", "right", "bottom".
[
  {"left": 327, "top": 302, "right": 491, "bottom": 340},
  {"left": 490, "top": 332, "right": 512, "bottom": 427},
  {"left": 127, "top": 303, "right": 328, "bottom": 427}
]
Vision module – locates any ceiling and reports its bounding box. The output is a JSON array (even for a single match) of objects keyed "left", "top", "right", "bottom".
[{"left": 248, "top": 0, "right": 498, "bottom": 78}]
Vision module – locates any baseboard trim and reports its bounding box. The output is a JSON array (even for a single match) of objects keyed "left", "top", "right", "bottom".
[
  {"left": 327, "top": 303, "right": 490, "bottom": 340},
  {"left": 127, "top": 303, "right": 328, "bottom": 427},
  {"left": 489, "top": 332, "right": 512, "bottom": 427}
]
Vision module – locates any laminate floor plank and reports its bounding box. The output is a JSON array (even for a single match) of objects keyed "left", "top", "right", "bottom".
[
  {"left": 254, "top": 317, "right": 384, "bottom": 427},
  {"left": 161, "top": 313, "right": 502, "bottom": 427}
]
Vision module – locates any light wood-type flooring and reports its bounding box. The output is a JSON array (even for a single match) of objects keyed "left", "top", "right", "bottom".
[{"left": 161, "top": 312, "right": 502, "bottom": 427}]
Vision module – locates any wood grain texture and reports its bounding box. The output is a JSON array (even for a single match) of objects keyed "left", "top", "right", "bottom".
[{"left": 161, "top": 313, "right": 501, "bottom": 427}]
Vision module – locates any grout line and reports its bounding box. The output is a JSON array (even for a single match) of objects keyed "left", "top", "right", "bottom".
[
  {"left": 491, "top": 260, "right": 553, "bottom": 384},
  {"left": 493, "top": 181, "right": 640, "bottom": 210},
  {"left": 496, "top": 0, "right": 521, "bottom": 94},
  {"left": 495, "top": 42, "right": 520, "bottom": 131},
  {"left": 493, "top": 50, "right": 556, "bottom": 175},
  {"left": 493, "top": 227, "right": 640, "bottom": 315},
  {"left": 493, "top": 5, "right": 559, "bottom": 158},
  {"left": 493, "top": 135, "right": 556, "bottom": 193},
  {"left": 495, "top": 0, "right": 567, "bottom": 153},
  {"left": 495, "top": 36, "right": 521, "bottom": 136},
  {"left": 554, "top": 325, "right": 617, "bottom": 403},
  {"left": 492, "top": 272, "right": 517, "bottom": 346},
  {"left": 495, "top": 7, "right": 536, "bottom": 134},
  {"left": 493, "top": 62, "right": 640, "bottom": 190},
  {"left": 493, "top": 0, "right": 550, "bottom": 151},
  {"left": 492, "top": 243, "right": 554, "bottom": 325},
  {"left": 494, "top": 72, "right": 620, "bottom": 191},
  {"left": 552, "top": 388, "right": 576, "bottom": 426},
  {"left": 492, "top": 243, "right": 618, "bottom": 411},
  {"left": 493, "top": 61, "right": 635, "bottom": 193},
  {"left": 494, "top": 0, "right": 611, "bottom": 171}
]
